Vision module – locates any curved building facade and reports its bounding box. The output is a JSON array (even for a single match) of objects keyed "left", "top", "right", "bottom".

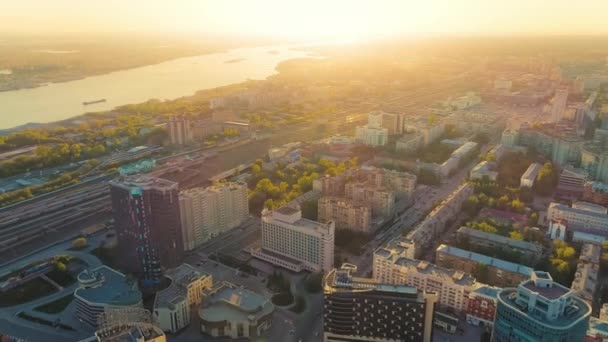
[{"left": 493, "top": 271, "right": 590, "bottom": 342}]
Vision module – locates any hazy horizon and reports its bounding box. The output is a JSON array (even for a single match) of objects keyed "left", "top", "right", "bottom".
[{"left": 3, "top": 0, "right": 608, "bottom": 42}]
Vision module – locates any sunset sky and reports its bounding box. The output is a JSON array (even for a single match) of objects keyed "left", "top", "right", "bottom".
[{"left": 2, "top": 0, "right": 607, "bottom": 40}]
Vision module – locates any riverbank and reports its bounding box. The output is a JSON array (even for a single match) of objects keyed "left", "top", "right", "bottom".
[{"left": 0, "top": 44, "right": 312, "bottom": 130}]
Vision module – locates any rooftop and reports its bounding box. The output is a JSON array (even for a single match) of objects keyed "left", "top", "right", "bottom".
[
  {"left": 392, "top": 257, "right": 476, "bottom": 286},
  {"left": 521, "top": 279, "right": 570, "bottom": 300},
  {"left": 471, "top": 285, "right": 501, "bottom": 299},
  {"left": 75, "top": 266, "right": 142, "bottom": 306},
  {"left": 436, "top": 244, "right": 534, "bottom": 276},
  {"left": 110, "top": 175, "right": 178, "bottom": 192},
  {"left": 276, "top": 206, "right": 300, "bottom": 216},
  {"left": 550, "top": 202, "right": 608, "bottom": 220},
  {"left": 199, "top": 282, "right": 273, "bottom": 323},
  {"left": 498, "top": 288, "right": 590, "bottom": 329},
  {"left": 457, "top": 226, "right": 542, "bottom": 253},
  {"left": 96, "top": 324, "right": 165, "bottom": 342},
  {"left": 521, "top": 162, "right": 542, "bottom": 182},
  {"left": 324, "top": 267, "right": 421, "bottom": 297}
]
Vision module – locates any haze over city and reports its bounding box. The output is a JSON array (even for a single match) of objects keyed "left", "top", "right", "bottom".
[
  {"left": 3, "top": 0, "right": 608, "bottom": 39},
  {"left": 1, "top": 1, "right": 608, "bottom": 342}
]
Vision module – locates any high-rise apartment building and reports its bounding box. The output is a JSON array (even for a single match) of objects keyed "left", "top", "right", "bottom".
[
  {"left": 355, "top": 125, "right": 388, "bottom": 147},
  {"left": 252, "top": 205, "right": 334, "bottom": 272},
  {"left": 179, "top": 182, "right": 249, "bottom": 250},
  {"left": 318, "top": 196, "right": 372, "bottom": 233},
  {"left": 551, "top": 87, "right": 569, "bottom": 123},
  {"left": 493, "top": 271, "right": 591, "bottom": 341},
  {"left": 168, "top": 115, "right": 193, "bottom": 145},
  {"left": 110, "top": 176, "right": 184, "bottom": 285},
  {"left": 323, "top": 264, "right": 437, "bottom": 342}
]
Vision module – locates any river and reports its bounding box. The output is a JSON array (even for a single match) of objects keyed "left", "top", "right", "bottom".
[{"left": 0, "top": 45, "right": 312, "bottom": 130}]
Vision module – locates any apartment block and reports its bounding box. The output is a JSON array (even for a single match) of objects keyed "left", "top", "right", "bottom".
[
  {"left": 374, "top": 237, "right": 478, "bottom": 312},
  {"left": 456, "top": 226, "right": 543, "bottom": 263},
  {"left": 318, "top": 196, "right": 372, "bottom": 233},
  {"left": 345, "top": 182, "right": 395, "bottom": 217},
  {"left": 179, "top": 182, "right": 249, "bottom": 250},
  {"left": 435, "top": 244, "right": 533, "bottom": 288},
  {"left": 168, "top": 115, "right": 193, "bottom": 145},
  {"left": 407, "top": 183, "right": 474, "bottom": 257},
  {"left": 466, "top": 286, "right": 500, "bottom": 327}
]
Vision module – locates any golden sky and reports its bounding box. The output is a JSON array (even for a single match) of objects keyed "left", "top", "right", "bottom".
[{"left": 2, "top": 0, "right": 607, "bottom": 40}]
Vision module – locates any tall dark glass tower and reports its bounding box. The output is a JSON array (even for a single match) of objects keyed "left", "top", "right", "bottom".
[{"left": 110, "top": 175, "right": 184, "bottom": 286}]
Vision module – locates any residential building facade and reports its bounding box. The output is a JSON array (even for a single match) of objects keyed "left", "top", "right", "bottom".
[
  {"left": 179, "top": 182, "right": 249, "bottom": 250},
  {"left": 435, "top": 244, "right": 533, "bottom": 288},
  {"left": 374, "top": 238, "right": 478, "bottom": 312},
  {"left": 318, "top": 196, "right": 372, "bottom": 233},
  {"left": 168, "top": 115, "right": 193, "bottom": 145}
]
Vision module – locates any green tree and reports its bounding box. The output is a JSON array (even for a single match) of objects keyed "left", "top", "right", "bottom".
[
  {"left": 71, "top": 237, "right": 88, "bottom": 250},
  {"left": 509, "top": 231, "right": 524, "bottom": 240}
]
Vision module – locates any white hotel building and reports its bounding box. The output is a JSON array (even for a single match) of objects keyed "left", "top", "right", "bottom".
[
  {"left": 179, "top": 182, "right": 249, "bottom": 250},
  {"left": 252, "top": 206, "right": 334, "bottom": 273}
]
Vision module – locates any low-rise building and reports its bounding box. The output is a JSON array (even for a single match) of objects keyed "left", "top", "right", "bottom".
[
  {"left": 153, "top": 264, "right": 213, "bottom": 333},
  {"left": 407, "top": 184, "right": 474, "bottom": 257},
  {"left": 374, "top": 238, "right": 478, "bottom": 312},
  {"left": 435, "top": 244, "right": 534, "bottom": 288},
  {"left": 456, "top": 226, "right": 543, "bottom": 263},
  {"left": 199, "top": 282, "right": 274, "bottom": 339},
  {"left": 520, "top": 162, "right": 542, "bottom": 188},
  {"left": 583, "top": 181, "right": 608, "bottom": 206},
  {"left": 466, "top": 286, "right": 501, "bottom": 327},
  {"left": 470, "top": 160, "right": 498, "bottom": 182},
  {"left": 570, "top": 244, "right": 601, "bottom": 307},
  {"left": 396, "top": 132, "right": 424, "bottom": 153},
  {"left": 557, "top": 167, "right": 588, "bottom": 200},
  {"left": 74, "top": 266, "right": 143, "bottom": 327},
  {"left": 547, "top": 201, "right": 608, "bottom": 237},
  {"left": 318, "top": 196, "right": 372, "bottom": 233}
]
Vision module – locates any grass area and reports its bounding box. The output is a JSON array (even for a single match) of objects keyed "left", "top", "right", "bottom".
[
  {"left": 17, "top": 312, "right": 75, "bottom": 331},
  {"left": 34, "top": 294, "right": 74, "bottom": 314},
  {"left": 0, "top": 278, "right": 58, "bottom": 307}
]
